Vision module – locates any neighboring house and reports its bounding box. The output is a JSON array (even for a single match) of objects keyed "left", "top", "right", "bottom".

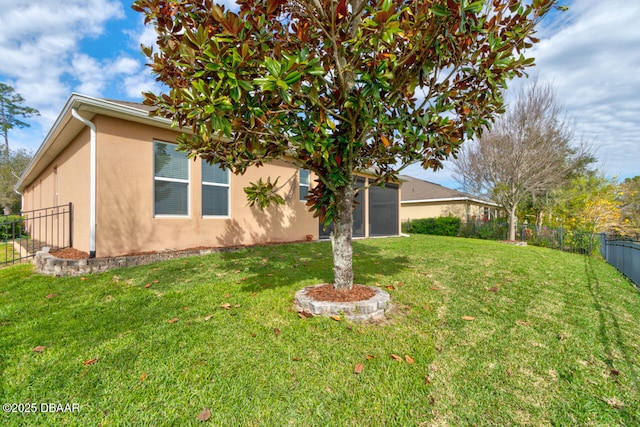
[
  {"left": 16, "top": 94, "right": 401, "bottom": 258},
  {"left": 400, "top": 175, "right": 502, "bottom": 223}
]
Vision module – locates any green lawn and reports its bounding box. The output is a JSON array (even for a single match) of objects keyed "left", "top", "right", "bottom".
[
  {"left": 1, "top": 235, "right": 638, "bottom": 426},
  {"left": 1, "top": 242, "right": 17, "bottom": 265}
]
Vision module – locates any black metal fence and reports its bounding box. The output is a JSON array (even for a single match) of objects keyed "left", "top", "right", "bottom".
[
  {"left": 523, "top": 225, "right": 598, "bottom": 255},
  {"left": 599, "top": 235, "right": 640, "bottom": 287},
  {"left": 1, "top": 203, "right": 73, "bottom": 267}
]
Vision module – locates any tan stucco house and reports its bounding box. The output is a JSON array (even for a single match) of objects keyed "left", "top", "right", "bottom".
[
  {"left": 400, "top": 175, "right": 502, "bottom": 223},
  {"left": 16, "top": 94, "right": 401, "bottom": 258}
]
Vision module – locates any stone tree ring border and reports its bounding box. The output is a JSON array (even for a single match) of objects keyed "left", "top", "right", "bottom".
[{"left": 293, "top": 284, "right": 392, "bottom": 322}]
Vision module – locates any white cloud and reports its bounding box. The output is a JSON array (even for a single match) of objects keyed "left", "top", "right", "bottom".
[
  {"left": 527, "top": 0, "right": 640, "bottom": 180},
  {"left": 125, "top": 17, "right": 158, "bottom": 50},
  {"left": 123, "top": 73, "right": 162, "bottom": 100},
  {"left": 112, "top": 56, "right": 140, "bottom": 75},
  {"left": 0, "top": 0, "right": 126, "bottom": 151},
  {"left": 71, "top": 53, "right": 106, "bottom": 97}
]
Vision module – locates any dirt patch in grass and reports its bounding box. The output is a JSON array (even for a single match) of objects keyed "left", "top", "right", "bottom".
[{"left": 305, "top": 283, "right": 376, "bottom": 302}]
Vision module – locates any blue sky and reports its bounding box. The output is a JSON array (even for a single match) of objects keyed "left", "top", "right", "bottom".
[{"left": 1, "top": 0, "right": 638, "bottom": 189}]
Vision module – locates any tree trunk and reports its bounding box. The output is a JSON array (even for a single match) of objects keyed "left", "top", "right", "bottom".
[
  {"left": 508, "top": 204, "right": 517, "bottom": 241},
  {"left": 1, "top": 98, "right": 9, "bottom": 162},
  {"left": 535, "top": 211, "right": 544, "bottom": 232},
  {"left": 331, "top": 184, "right": 354, "bottom": 290}
]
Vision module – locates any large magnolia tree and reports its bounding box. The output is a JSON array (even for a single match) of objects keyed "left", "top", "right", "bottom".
[{"left": 133, "top": 0, "right": 557, "bottom": 290}]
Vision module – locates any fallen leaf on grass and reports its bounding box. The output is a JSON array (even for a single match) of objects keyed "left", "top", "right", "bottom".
[
  {"left": 197, "top": 408, "right": 211, "bottom": 421},
  {"left": 461, "top": 316, "right": 475, "bottom": 321},
  {"left": 390, "top": 354, "right": 403, "bottom": 362},
  {"left": 429, "top": 286, "right": 439, "bottom": 291},
  {"left": 366, "top": 355, "right": 376, "bottom": 360},
  {"left": 516, "top": 319, "right": 531, "bottom": 326},
  {"left": 83, "top": 358, "right": 98, "bottom": 366},
  {"left": 234, "top": 304, "right": 241, "bottom": 308},
  {"left": 487, "top": 286, "right": 499, "bottom": 293},
  {"left": 153, "top": 280, "right": 159, "bottom": 284},
  {"left": 45, "top": 293, "right": 57, "bottom": 299},
  {"left": 354, "top": 363, "right": 364, "bottom": 374},
  {"left": 168, "top": 317, "right": 179, "bottom": 324},
  {"left": 386, "top": 285, "right": 396, "bottom": 291},
  {"left": 603, "top": 397, "right": 624, "bottom": 409},
  {"left": 405, "top": 355, "right": 415, "bottom": 364},
  {"left": 140, "top": 373, "right": 148, "bottom": 382},
  {"left": 204, "top": 315, "right": 214, "bottom": 321},
  {"left": 331, "top": 315, "right": 341, "bottom": 321},
  {"left": 220, "top": 303, "right": 231, "bottom": 309},
  {"left": 274, "top": 328, "right": 281, "bottom": 336},
  {"left": 292, "top": 357, "right": 302, "bottom": 361},
  {"left": 144, "top": 283, "right": 152, "bottom": 288},
  {"left": 32, "top": 346, "right": 47, "bottom": 352}
]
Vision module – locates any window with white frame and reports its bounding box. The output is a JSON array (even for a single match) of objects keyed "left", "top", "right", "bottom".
[
  {"left": 154, "top": 141, "right": 189, "bottom": 216},
  {"left": 299, "top": 169, "right": 310, "bottom": 201},
  {"left": 202, "top": 161, "right": 230, "bottom": 216}
]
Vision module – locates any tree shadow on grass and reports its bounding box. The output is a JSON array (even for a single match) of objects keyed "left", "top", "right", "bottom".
[
  {"left": 215, "top": 238, "right": 412, "bottom": 293},
  {"left": 584, "top": 256, "right": 640, "bottom": 418}
]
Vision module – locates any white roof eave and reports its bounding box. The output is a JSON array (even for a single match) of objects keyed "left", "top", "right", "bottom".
[
  {"left": 402, "top": 197, "right": 500, "bottom": 207},
  {"left": 16, "top": 94, "right": 177, "bottom": 192}
]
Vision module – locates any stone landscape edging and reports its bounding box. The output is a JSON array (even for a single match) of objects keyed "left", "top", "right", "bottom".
[
  {"left": 294, "top": 284, "right": 392, "bottom": 322},
  {"left": 33, "top": 246, "right": 233, "bottom": 277}
]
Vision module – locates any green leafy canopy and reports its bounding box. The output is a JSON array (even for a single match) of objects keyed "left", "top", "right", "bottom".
[{"left": 133, "top": 0, "right": 557, "bottom": 224}]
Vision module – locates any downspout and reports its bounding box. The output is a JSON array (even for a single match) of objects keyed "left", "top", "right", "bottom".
[
  {"left": 12, "top": 172, "right": 23, "bottom": 197},
  {"left": 71, "top": 108, "right": 97, "bottom": 258},
  {"left": 10, "top": 172, "right": 23, "bottom": 213}
]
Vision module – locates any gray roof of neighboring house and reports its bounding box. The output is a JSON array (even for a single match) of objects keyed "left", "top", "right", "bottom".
[{"left": 400, "top": 175, "right": 499, "bottom": 207}]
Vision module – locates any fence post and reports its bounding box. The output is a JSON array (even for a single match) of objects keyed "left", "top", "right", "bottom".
[
  {"left": 68, "top": 202, "right": 73, "bottom": 248},
  {"left": 559, "top": 226, "right": 563, "bottom": 250}
]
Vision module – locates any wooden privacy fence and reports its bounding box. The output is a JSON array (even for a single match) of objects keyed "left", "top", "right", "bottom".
[
  {"left": 1, "top": 203, "right": 72, "bottom": 267},
  {"left": 599, "top": 234, "right": 640, "bottom": 287}
]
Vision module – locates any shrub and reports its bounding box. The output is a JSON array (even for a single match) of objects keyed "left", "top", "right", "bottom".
[
  {"left": 459, "top": 220, "right": 508, "bottom": 240},
  {"left": 405, "top": 217, "right": 461, "bottom": 237},
  {"left": 0, "top": 215, "right": 25, "bottom": 241}
]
